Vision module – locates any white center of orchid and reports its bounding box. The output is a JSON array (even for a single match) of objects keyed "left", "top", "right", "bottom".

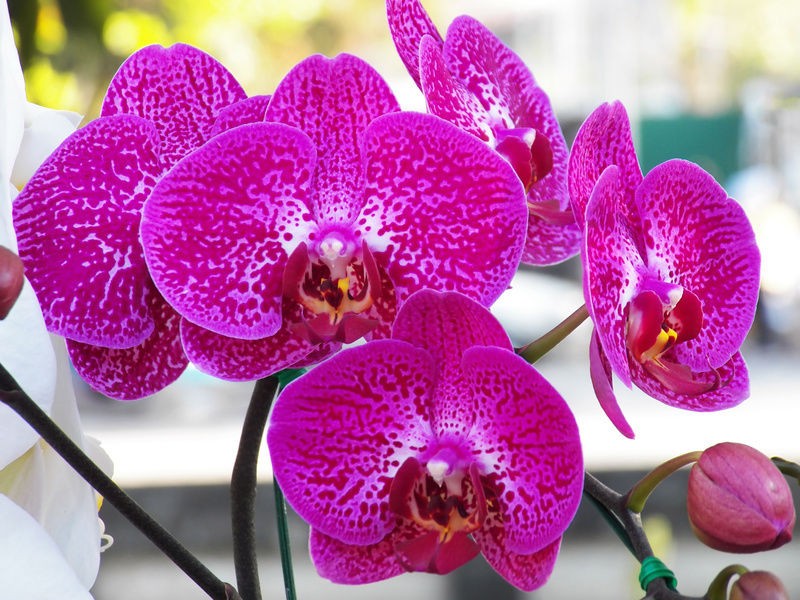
[
  {"left": 426, "top": 459, "right": 450, "bottom": 485},
  {"left": 319, "top": 237, "right": 345, "bottom": 262}
]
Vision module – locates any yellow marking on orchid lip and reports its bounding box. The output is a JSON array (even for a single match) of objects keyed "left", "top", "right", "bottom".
[
  {"left": 337, "top": 278, "right": 349, "bottom": 295},
  {"left": 641, "top": 327, "right": 678, "bottom": 362}
]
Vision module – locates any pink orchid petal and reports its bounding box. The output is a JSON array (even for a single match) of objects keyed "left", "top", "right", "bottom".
[
  {"left": 521, "top": 212, "right": 582, "bottom": 266},
  {"left": 209, "top": 95, "right": 271, "bottom": 137},
  {"left": 584, "top": 165, "right": 645, "bottom": 388},
  {"left": 359, "top": 111, "right": 526, "bottom": 306},
  {"left": 67, "top": 292, "right": 188, "bottom": 400},
  {"left": 419, "top": 35, "right": 492, "bottom": 141},
  {"left": 265, "top": 53, "right": 400, "bottom": 225},
  {"left": 635, "top": 159, "right": 760, "bottom": 369},
  {"left": 309, "top": 527, "right": 407, "bottom": 584},
  {"left": 180, "top": 309, "right": 325, "bottom": 382},
  {"left": 267, "top": 340, "right": 436, "bottom": 545},
  {"left": 101, "top": 43, "right": 246, "bottom": 168},
  {"left": 386, "top": 0, "right": 443, "bottom": 86},
  {"left": 568, "top": 101, "right": 643, "bottom": 231},
  {"left": 590, "top": 328, "right": 635, "bottom": 438},
  {"left": 462, "top": 346, "right": 583, "bottom": 554},
  {"left": 631, "top": 351, "right": 749, "bottom": 411},
  {"left": 474, "top": 509, "right": 562, "bottom": 592},
  {"left": 141, "top": 122, "right": 316, "bottom": 339},
  {"left": 13, "top": 115, "right": 161, "bottom": 347}
]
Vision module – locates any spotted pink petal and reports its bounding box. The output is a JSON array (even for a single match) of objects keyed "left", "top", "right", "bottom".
[
  {"left": 631, "top": 351, "right": 749, "bottom": 411},
  {"left": 584, "top": 165, "right": 645, "bottom": 388},
  {"left": 359, "top": 112, "right": 526, "bottom": 306},
  {"left": 309, "top": 527, "right": 406, "bottom": 584},
  {"left": 209, "top": 95, "right": 271, "bottom": 137},
  {"left": 67, "top": 292, "right": 187, "bottom": 400},
  {"left": 418, "top": 36, "right": 492, "bottom": 141},
  {"left": 463, "top": 346, "right": 583, "bottom": 554},
  {"left": 635, "top": 159, "right": 760, "bottom": 370},
  {"left": 265, "top": 54, "right": 400, "bottom": 225},
  {"left": 386, "top": 0, "right": 442, "bottom": 86},
  {"left": 568, "top": 101, "right": 643, "bottom": 231},
  {"left": 521, "top": 214, "right": 582, "bottom": 266},
  {"left": 13, "top": 115, "right": 162, "bottom": 348},
  {"left": 392, "top": 289, "right": 511, "bottom": 436},
  {"left": 473, "top": 509, "right": 562, "bottom": 592},
  {"left": 589, "top": 329, "right": 634, "bottom": 438},
  {"left": 179, "top": 305, "right": 330, "bottom": 382},
  {"left": 141, "top": 123, "right": 316, "bottom": 339},
  {"left": 101, "top": 43, "right": 246, "bottom": 168},
  {"left": 267, "top": 340, "right": 436, "bottom": 545}
]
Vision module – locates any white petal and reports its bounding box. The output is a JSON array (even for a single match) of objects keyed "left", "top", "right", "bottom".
[
  {"left": 0, "top": 494, "right": 93, "bottom": 600},
  {"left": 0, "top": 2, "right": 25, "bottom": 180}
]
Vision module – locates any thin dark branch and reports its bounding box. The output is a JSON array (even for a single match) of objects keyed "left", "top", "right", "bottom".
[
  {"left": 0, "top": 363, "right": 233, "bottom": 600},
  {"left": 230, "top": 376, "right": 279, "bottom": 600},
  {"left": 274, "top": 481, "right": 298, "bottom": 600}
]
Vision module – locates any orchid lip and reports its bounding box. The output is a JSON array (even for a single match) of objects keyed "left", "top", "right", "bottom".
[{"left": 493, "top": 127, "right": 553, "bottom": 192}]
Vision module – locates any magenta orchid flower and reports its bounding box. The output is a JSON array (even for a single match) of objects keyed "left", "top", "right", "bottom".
[
  {"left": 387, "top": 0, "right": 580, "bottom": 265},
  {"left": 12, "top": 44, "right": 253, "bottom": 399},
  {"left": 140, "top": 53, "right": 527, "bottom": 381},
  {"left": 268, "top": 289, "right": 583, "bottom": 591},
  {"left": 568, "top": 101, "right": 761, "bottom": 437}
]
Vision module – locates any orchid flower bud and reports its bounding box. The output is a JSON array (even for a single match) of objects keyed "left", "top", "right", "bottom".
[
  {"left": 0, "top": 246, "right": 24, "bottom": 319},
  {"left": 730, "top": 570, "right": 789, "bottom": 600},
  {"left": 687, "top": 442, "right": 795, "bottom": 553}
]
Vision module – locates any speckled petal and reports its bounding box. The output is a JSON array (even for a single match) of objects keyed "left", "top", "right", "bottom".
[
  {"left": 141, "top": 122, "right": 316, "bottom": 339},
  {"left": 13, "top": 115, "right": 162, "bottom": 348},
  {"left": 265, "top": 54, "right": 399, "bottom": 224},
  {"left": 309, "top": 527, "right": 406, "bottom": 584},
  {"left": 521, "top": 214, "right": 582, "bottom": 266},
  {"left": 568, "top": 101, "right": 642, "bottom": 231},
  {"left": 101, "top": 43, "right": 246, "bottom": 168},
  {"left": 180, "top": 306, "right": 327, "bottom": 382},
  {"left": 631, "top": 351, "right": 749, "bottom": 411},
  {"left": 474, "top": 509, "right": 561, "bottom": 592},
  {"left": 209, "top": 95, "right": 271, "bottom": 137},
  {"left": 267, "top": 340, "right": 435, "bottom": 545},
  {"left": 359, "top": 112, "right": 526, "bottom": 306},
  {"left": 67, "top": 291, "right": 187, "bottom": 400},
  {"left": 419, "top": 36, "right": 492, "bottom": 141},
  {"left": 386, "top": 0, "right": 442, "bottom": 86},
  {"left": 584, "top": 166, "right": 645, "bottom": 388},
  {"left": 635, "top": 159, "right": 760, "bottom": 369},
  {"left": 463, "top": 346, "right": 582, "bottom": 554},
  {"left": 589, "top": 329, "right": 635, "bottom": 438}
]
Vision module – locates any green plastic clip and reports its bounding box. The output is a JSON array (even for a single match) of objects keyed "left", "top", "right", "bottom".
[{"left": 639, "top": 556, "right": 678, "bottom": 591}]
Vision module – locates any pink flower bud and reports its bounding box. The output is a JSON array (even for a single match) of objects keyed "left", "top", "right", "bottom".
[
  {"left": 730, "top": 571, "right": 789, "bottom": 600},
  {"left": 0, "top": 246, "right": 25, "bottom": 320},
  {"left": 687, "top": 442, "right": 795, "bottom": 553}
]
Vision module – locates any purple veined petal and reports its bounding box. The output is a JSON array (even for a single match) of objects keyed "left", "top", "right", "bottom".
[
  {"left": 521, "top": 212, "right": 582, "bottom": 266},
  {"left": 631, "top": 351, "right": 749, "bottom": 411},
  {"left": 141, "top": 122, "right": 316, "bottom": 340},
  {"left": 309, "top": 527, "right": 406, "bottom": 584},
  {"left": 67, "top": 290, "right": 188, "bottom": 400},
  {"left": 13, "top": 115, "right": 162, "bottom": 348},
  {"left": 419, "top": 35, "right": 492, "bottom": 141},
  {"left": 568, "top": 101, "right": 643, "bottom": 231},
  {"left": 584, "top": 165, "right": 645, "bottom": 388},
  {"left": 473, "top": 509, "right": 562, "bottom": 592},
  {"left": 101, "top": 43, "right": 246, "bottom": 168},
  {"left": 265, "top": 53, "right": 400, "bottom": 225},
  {"left": 209, "top": 95, "right": 271, "bottom": 137},
  {"left": 359, "top": 111, "right": 527, "bottom": 306},
  {"left": 267, "top": 339, "right": 436, "bottom": 545},
  {"left": 386, "top": 0, "right": 443, "bottom": 87},
  {"left": 589, "top": 328, "right": 635, "bottom": 438},
  {"left": 635, "top": 159, "right": 760, "bottom": 369},
  {"left": 392, "top": 289, "right": 511, "bottom": 436},
  {"left": 463, "top": 346, "right": 583, "bottom": 554},
  {"left": 179, "top": 305, "right": 328, "bottom": 382}
]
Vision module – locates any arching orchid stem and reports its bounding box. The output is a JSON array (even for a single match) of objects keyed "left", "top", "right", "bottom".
[
  {"left": 625, "top": 451, "right": 703, "bottom": 513},
  {"left": 273, "top": 481, "right": 297, "bottom": 600},
  {"left": 517, "top": 303, "right": 589, "bottom": 363},
  {"left": 772, "top": 456, "right": 800, "bottom": 485},
  {"left": 230, "top": 375, "right": 279, "bottom": 600},
  {"left": 0, "top": 363, "right": 234, "bottom": 600},
  {"left": 705, "top": 564, "right": 748, "bottom": 600}
]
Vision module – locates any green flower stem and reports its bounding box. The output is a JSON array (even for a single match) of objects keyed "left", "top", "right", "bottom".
[
  {"left": 230, "top": 375, "right": 280, "bottom": 600},
  {"left": 772, "top": 456, "right": 800, "bottom": 485},
  {"left": 517, "top": 304, "right": 589, "bottom": 363},
  {"left": 274, "top": 481, "right": 297, "bottom": 600},
  {"left": 625, "top": 451, "right": 702, "bottom": 514},
  {"left": 705, "top": 565, "right": 748, "bottom": 600},
  {"left": 0, "top": 364, "right": 235, "bottom": 600}
]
